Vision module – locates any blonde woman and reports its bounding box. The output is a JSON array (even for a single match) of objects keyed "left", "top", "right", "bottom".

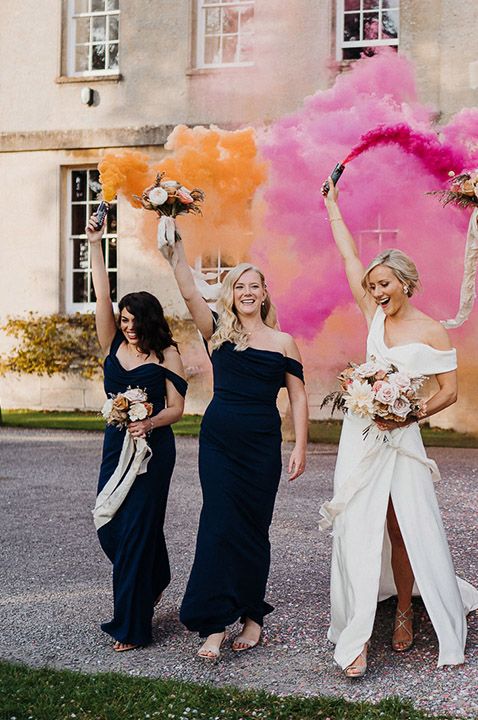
[
  {"left": 321, "top": 178, "right": 478, "bottom": 677},
  {"left": 168, "top": 238, "right": 308, "bottom": 660}
]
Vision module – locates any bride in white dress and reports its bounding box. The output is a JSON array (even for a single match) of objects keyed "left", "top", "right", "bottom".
[{"left": 320, "top": 177, "right": 478, "bottom": 678}]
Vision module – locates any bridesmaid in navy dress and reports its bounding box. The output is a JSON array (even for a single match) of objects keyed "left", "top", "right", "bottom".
[
  {"left": 86, "top": 211, "right": 187, "bottom": 652},
  {"left": 168, "top": 238, "right": 308, "bottom": 659}
]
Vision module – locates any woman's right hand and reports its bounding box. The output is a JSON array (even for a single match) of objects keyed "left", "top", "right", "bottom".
[
  {"left": 86, "top": 213, "right": 105, "bottom": 245},
  {"left": 321, "top": 176, "right": 339, "bottom": 208}
]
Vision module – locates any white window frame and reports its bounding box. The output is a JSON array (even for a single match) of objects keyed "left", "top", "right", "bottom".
[
  {"left": 66, "top": 167, "right": 118, "bottom": 314},
  {"left": 194, "top": 249, "right": 234, "bottom": 284},
  {"left": 67, "top": 0, "right": 120, "bottom": 77},
  {"left": 336, "top": 0, "right": 399, "bottom": 61},
  {"left": 196, "top": 0, "right": 254, "bottom": 69},
  {"left": 358, "top": 215, "right": 398, "bottom": 255}
]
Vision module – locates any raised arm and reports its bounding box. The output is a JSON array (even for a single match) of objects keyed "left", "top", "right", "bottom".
[
  {"left": 321, "top": 178, "right": 375, "bottom": 323},
  {"left": 168, "top": 237, "right": 215, "bottom": 340},
  {"left": 86, "top": 213, "right": 117, "bottom": 355}
]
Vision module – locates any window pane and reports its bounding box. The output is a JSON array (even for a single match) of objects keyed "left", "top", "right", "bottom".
[
  {"left": 382, "top": 10, "right": 398, "bottom": 39},
  {"left": 76, "top": 16, "right": 90, "bottom": 43},
  {"left": 108, "top": 14, "right": 119, "bottom": 40},
  {"left": 344, "top": 0, "right": 360, "bottom": 9},
  {"left": 75, "top": 0, "right": 89, "bottom": 13},
  {"left": 109, "top": 272, "right": 117, "bottom": 302},
  {"left": 89, "top": 172, "right": 102, "bottom": 200},
  {"left": 92, "top": 15, "right": 106, "bottom": 42},
  {"left": 72, "top": 205, "right": 87, "bottom": 236},
  {"left": 72, "top": 171, "right": 87, "bottom": 201},
  {"left": 204, "top": 36, "right": 221, "bottom": 64},
  {"left": 344, "top": 13, "right": 360, "bottom": 41},
  {"left": 73, "top": 272, "right": 89, "bottom": 303},
  {"left": 222, "top": 7, "right": 239, "bottom": 34},
  {"left": 239, "top": 34, "right": 253, "bottom": 63},
  {"left": 363, "top": 12, "right": 379, "bottom": 39},
  {"left": 107, "top": 43, "right": 119, "bottom": 70},
  {"left": 107, "top": 205, "right": 117, "bottom": 234},
  {"left": 106, "top": 0, "right": 119, "bottom": 9},
  {"left": 108, "top": 237, "right": 118, "bottom": 267},
  {"left": 75, "top": 45, "right": 89, "bottom": 72},
  {"left": 92, "top": 44, "right": 106, "bottom": 69},
  {"left": 73, "top": 239, "right": 89, "bottom": 270},
  {"left": 240, "top": 5, "right": 254, "bottom": 31},
  {"left": 223, "top": 35, "right": 238, "bottom": 63},
  {"left": 363, "top": 0, "right": 380, "bottom": 8},
  {"left": 205, "top": 7, "right": 221, "bottom": 33},
  {"left": 383, "top": 0, "right": 399, "bottom": 7},
  {"left": 91, "top": 0, "right": 105, "bottom": 11}
]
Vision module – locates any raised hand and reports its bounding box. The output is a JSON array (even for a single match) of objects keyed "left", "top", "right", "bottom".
[{"left": 86, "top": 212, "right": 105, "bottom": 245}]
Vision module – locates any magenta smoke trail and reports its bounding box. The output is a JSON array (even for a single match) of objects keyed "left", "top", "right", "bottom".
[{"left": 343, "top": 123, "right": 467, "bottom": 178}]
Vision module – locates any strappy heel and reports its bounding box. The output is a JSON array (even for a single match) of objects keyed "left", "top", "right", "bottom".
[
  {"left": 392, "top": 604, "right": 414, "bottom": 652},
  {"left": 197, "top": 632, "right": 225, "bottom": 662},
  {"left": 344, "top": 641, "right": 370, "bottom": 678}
]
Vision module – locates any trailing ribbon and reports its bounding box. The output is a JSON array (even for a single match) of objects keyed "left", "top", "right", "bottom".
[
  {"left": 92, "top": 433, "right": 152, "bottom": 530},
  {"left": 442, "top": 208, "right": 478, "bottom": 329},
  {"left": 318, "top": 428, "right": 440, "bottom": 533}
]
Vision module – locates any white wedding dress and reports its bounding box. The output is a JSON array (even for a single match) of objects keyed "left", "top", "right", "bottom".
[{"left": 322, "top": 306, "right": 478, "bottom": 668}]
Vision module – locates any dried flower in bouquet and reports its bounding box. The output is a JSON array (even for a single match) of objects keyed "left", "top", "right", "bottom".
[
  {"left": 428, "top": 169, "right": 478, "bottom": 209},
  {"left": 321, "top": 356, "right": 427, "bottom": 436},
  {"left": 101, "top": 386, "right": 153, "bottom": 429}
]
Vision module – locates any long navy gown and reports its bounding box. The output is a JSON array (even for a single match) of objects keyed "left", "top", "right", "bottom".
[
  {"left": 97, "top": 330, "right": 187, "bottom": 646},
  {"left": 180, "top": 337, "right": 304, "bottom": 637}
]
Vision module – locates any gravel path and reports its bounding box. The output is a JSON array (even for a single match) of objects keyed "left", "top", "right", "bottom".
[{"left": 0, "top": 428, "right": 477, "bottom": 717}]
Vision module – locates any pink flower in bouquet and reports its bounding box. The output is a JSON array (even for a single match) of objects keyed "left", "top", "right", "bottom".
[
  {"left": 374, "top": 382, "right": 399, "bottom": 405},
  {"left": 388, "top": 372, "right": 411, "bottom": 392},
  {"left": 124, "top": 387, "right": 148, "bottom": 402},
  {"left": 391, "top": 396, "right": 411, "bottom": 419},
  {"left": 356, "top": 360, "right": 381, "bottom": 379},
  {"left": 375, "top": 369, "right": 387, "bottom": 381},
  {"left": 461, "top": 179, "right": 476, "bottom": 196},
  {"left": 372, "top": 380, "right": 385, "bottom": 393},
  {"left": 177, "top": 187, "right": 194, "bottom": 204}
]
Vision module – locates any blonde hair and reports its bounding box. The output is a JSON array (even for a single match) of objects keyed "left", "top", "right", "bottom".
[
  {"left": 210, "top": 263, "right": 278, "bottom": 351},
  {"left": 361, "top": 249, "right": 420, "bottom": 297}
]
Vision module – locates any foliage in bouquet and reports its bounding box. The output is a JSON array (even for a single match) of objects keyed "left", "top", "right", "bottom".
[
  {"left": 101, "top": 387, "right": 153, "bottom": 429},
  {"left": 134, "top": 172, "right": 205, "bottom": 218},
  {"left": 321, "top": 357, "right": 427, "bottom": 425},
  {"left": 428, "top": 170, "right": 478, "bottom": 209}
]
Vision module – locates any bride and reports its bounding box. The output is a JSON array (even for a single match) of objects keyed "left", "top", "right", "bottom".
[{"left": 320, "top": 177, "right": 478, "bottom": 678}]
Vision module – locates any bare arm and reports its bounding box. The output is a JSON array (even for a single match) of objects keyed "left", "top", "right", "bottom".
[
  {"left": 284, "top": 336, "right": 308, "bottom": 480},
  {"left": 127, "top": 348, "right": 186, "bottom": 438},
  {"left": 168, "top": 238, "right": 215, "bottom": 340},
  {"left": 86, "top": 214, "right": 117, "bottom": 355},
  {"left": 321, "top": 178, "right": 375, "bottom": 323}
]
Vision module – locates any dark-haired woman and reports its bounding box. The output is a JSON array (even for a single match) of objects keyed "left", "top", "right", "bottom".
[{"left": 87, "top": 212, "right": 187, "bottom": 651}]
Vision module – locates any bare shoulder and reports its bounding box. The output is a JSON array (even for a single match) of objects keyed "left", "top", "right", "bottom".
[
  {"left": 425, "top": 319, "right": 453, "bottom": 351},
  {"left": 278, "top": 331, "right": 302, "bottom": 361},
  {"left": 162, "top": 345, "right": 186, "bottom": 378}
]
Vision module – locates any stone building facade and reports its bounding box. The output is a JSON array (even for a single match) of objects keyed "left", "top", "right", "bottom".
[{"left": 1, "top": 1, "right": 477, "bottom": 427}]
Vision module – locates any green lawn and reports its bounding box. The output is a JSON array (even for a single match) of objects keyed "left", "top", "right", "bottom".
[
  {"left": 1, "top": 410, "right": 478, "bottom": 448},
  {"left": 0, "top": 661, "right": 450, "bottom": 720}
]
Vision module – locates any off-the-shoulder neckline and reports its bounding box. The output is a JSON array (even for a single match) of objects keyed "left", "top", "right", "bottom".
[{"left": 377, "top": 307, "right": 455, "bottom": 354}]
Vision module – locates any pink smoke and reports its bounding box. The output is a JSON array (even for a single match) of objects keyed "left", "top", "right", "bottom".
[{"left": 253, "top": 51, "right": 477, "bottom": 353}]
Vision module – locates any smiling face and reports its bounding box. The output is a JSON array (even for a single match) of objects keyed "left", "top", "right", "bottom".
[
  {"left": 119, "top": 307, "right": 139, "bottom": 346},
  {"left": 233, "top": 269, "right": 267, "bottom": 317},
  {"left": 367, "top": 264, "right": 407, "bottom": 316}
]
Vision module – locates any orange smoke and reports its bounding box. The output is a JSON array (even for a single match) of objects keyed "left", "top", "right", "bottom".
[{"left": 98, "top": 125, "right": 267, "bottom": 263}]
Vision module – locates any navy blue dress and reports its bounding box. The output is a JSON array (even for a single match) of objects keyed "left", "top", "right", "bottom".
[
  {"left": 97, "top": 330, "right": 187, "bottom": 646},
  {"left": 180, "top": 338, "right": 304, "bottom": 637}
]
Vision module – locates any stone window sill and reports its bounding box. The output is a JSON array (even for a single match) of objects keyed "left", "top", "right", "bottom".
[{"left": 56, "top": 74, "right": 122, "bottom": 84}]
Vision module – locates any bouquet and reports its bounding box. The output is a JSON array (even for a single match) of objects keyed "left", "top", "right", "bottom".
[
  {"left": 134, "top": 172, "right": 205, "bottom": 257},
  {"left": 101, "top": 387, "right": 153, "bottom": 429},
  {"left": 428, "top": 169, "right": 478, "bottom": 209},
  {"left": 321, "top": 356, "right": 427, "bottom": 432}
]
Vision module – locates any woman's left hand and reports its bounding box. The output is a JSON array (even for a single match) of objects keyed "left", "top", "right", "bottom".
[
  {"left": 288, "top": 445, "right": 306, "bottom": 481},
  {"left": 127, "top": 420, "right": 151, "bottom": 439}
]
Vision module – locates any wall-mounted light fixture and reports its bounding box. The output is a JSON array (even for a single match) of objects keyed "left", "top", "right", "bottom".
[{"left": 80, "top": 87, "right": 95, "bottom": 106}]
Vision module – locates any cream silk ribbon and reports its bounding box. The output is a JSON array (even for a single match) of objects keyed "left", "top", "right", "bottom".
[
  {"left": 92, "top": 433, "right": 152, "bottom": 530},
  {"left": 318, "top": 428, "right": 440, "bottom": 533},
  {"left": 442, "top": 207, "right": 478, "bottom": 329}
]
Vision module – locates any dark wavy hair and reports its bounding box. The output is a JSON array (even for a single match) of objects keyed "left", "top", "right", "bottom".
[{"left": 118, "top": 292, "right": 178, "bottom": 362}]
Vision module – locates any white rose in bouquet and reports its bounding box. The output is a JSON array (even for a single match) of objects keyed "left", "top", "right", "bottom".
[
  {"left": 391, "top": 396, "right": 411, "bottom": 419},
  {"left": 101, "top": 398, "right": 114, "bottom": 419},
  {"left": 388, "top": 372, "right": 411, "bottom": 392},
  {"left": 148, "top": 187, "right": 168, "bottom": 207},
  {"left": 375, "top": 382, "right": 399, "bottom": 406},
  {"left": 124, "top": 387, "right": 148, "bottom": 403},
  {"left": 128, "top": 403, "right": 149, "bottom": 421},
  {"left": 355, "top": 360, "right": 381, "bottom": 378}
]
